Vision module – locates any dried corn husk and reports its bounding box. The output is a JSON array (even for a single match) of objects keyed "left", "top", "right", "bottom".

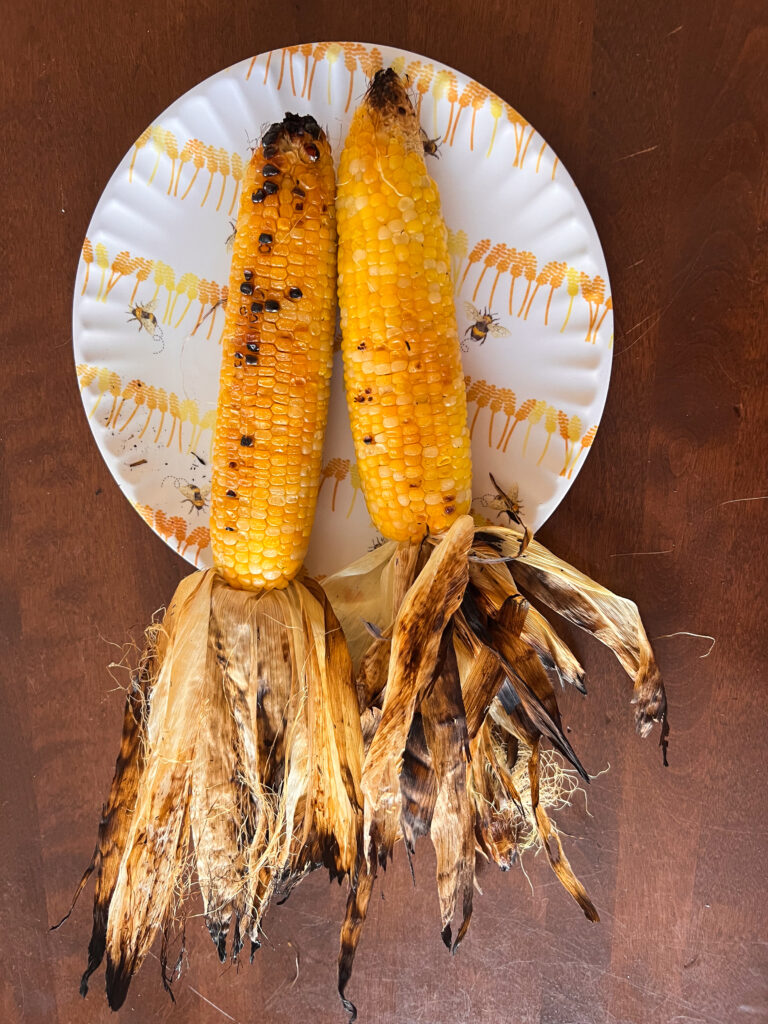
[
  {"left": 325, "top": 505, "right": 666, "bottom": 1013},
  {"left": 75, "top": 568, "right": 363, "bottom": 1007}
]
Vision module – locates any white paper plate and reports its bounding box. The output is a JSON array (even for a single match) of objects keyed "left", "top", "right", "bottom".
[{"left": 73, "top": 42, "right": 613, "bottom": 577}]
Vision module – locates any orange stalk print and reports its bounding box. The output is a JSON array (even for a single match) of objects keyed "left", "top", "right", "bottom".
[
  {"left": 591, "top": 296, "right": 613, "bottom": 341},
  {"left": 261, "top": 50, "right": 272, "bottom": 84},
  {"left": 567, "top": 425, "right": 598, "bottom": 479},
  {"left": 459, "top": 239, "right": 491, "bottom": 292},
  {"left": 502, "top": 398, "right": 536, "bottom": 453}
]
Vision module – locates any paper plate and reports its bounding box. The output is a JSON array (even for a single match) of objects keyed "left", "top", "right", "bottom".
[{"left": 73, "top": 42, "right": 613, "bottom": 577}]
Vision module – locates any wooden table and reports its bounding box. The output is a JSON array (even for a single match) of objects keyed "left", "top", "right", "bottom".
[{"left": 2, "top": 2, "right": 766, "bottom": 1022}]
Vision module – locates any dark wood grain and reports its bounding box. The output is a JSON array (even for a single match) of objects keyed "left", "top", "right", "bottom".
[{"left": 2, "top": 2, "right": 767, "bottom": 1022}]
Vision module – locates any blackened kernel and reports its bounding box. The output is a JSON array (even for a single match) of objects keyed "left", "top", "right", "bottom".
[
  {"left": 245, "top": 354, "right": 258, "bottom": 365},
  {"left": 364, "top": 387, "right": 372, "bottom": 394},
  {"left": 294, "top": 202, "right": 303, "bottom": 211},
  {"left": 292, "top": 186, "right": 305, "bottom": 197},
  {"left": 250, "top": 301, "right": 263, "bottom": 313},
  {"left": 246, "top": 342, "right": 259, "bottom": 352},
  {"left": 258, "top": 233, "right": 272, "bottom": 245},
  {"left": 252, "top": 189, "right": 265, "bottom": 203},
  {"left": 263, "top": 180, "right": 278, "bottom": 195},
  {"left": 225, "top": 526, "right": 235, "bottom": 532},
  {"left": 405, "top": 340, "right": 411, "bottom": 350},
  {"left": 363, "top": 435, "right": 373, "bottom": 445},
  {"left": 243, "top": 269, "right": 253, "bottom": 280},
  {"left": 354, "top": 395, "right": 365, "bottom": 403},
  {"left": 226, "top": 489, "right": 237, "bottom": 498},
  {"left": 263, "top": 144, "right": 278, "bottom": 158},
  {"left": 444, "top": 506, "right": 455, "bottom": 515},
  {"left": 234, "top": 351, "right": 244, "bottom": 359},
  {"left": 304, "top": 144, "right": 319, "bottom": 161},
  {"left": 228, "top": 461, "right": 237, "bottom": 469},
  {"left": 240, "top": 282, "right": 254, "bottom": 295},
  {"left": 264, "top": 300, "right": 280, "bottom": 313},
  {"left": 262, "top": 163, "right": 279, "bottom": 176},
  {"left": 357, "top": 342, "right": 366, "bottom": 350},
  {"left": 288, "top": 287, "right": 303, "bottom": 299},
  {"left": 240, "top": 435, "right": 254, "bottom": 447}
]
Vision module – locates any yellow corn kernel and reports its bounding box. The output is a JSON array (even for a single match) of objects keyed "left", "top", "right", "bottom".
[
  {"left": 210, "top": 115, "right": 336, "bottom": 590},
  {"left": 337, "top": 70, "right": 472, "bottom": 543}
]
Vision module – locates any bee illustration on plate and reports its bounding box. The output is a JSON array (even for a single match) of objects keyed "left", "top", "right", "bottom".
[
  {"left": 464, "top": 303, "right": 511, "bottom": 345},
  {"left": 420, "top": 128, "right": 441, "bottom": 159},
  {"left": 476, "top": 476, "right": 524, "bottom": 525},
  {"left": 128, "top": 297, "right": 164, "bottom": 352},
  {"left": 164, "top": 475, "right": 210, "bottom": 514}
]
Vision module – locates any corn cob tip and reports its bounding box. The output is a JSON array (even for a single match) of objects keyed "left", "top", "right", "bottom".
[
  {"left": 259, "top": 111, "right": 327, "bottom": 156},
  {"left": 364, "top": 68, "right": 421, "bottom": 141}
]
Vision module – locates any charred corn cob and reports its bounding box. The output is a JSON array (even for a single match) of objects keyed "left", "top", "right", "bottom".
[
  {"left": 80, "top": 116, "right": 364, "bottom": 1010},
  {"left": 337, "top": 69, "right": 472, "bottom": 543},
  {"left": 211, "top": 113, "right": 336, "bottom": 589}
]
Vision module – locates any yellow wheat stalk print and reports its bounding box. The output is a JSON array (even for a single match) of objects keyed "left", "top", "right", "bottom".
[
  {"left": 94, "top": 243, "right": 110, "bottom": 301},
  {"left": 347, "top": 462, "right": 361, "bottom": 517},
  {"left": 180, "top": 139, "right": 206, "bottom": 200},
  {"left": 517, "top": 252, "right": 538, "bottom": 317},
  {"left": 215, "top": 148, "right": 230, "bottom": 212},
  {"left": 559, "top": 414, "right": 583, "bottom": 475},
  {"left": 486, "top": 95, "right": 504, "bottom": 158},
  {"left": 229, "top": 152, "right": 244, "bottom": 217},
  {"left": 537, "top": 406, "right": 558, "bottom": 466},
  {"left": 89, "top": 368, "right": 121, "bottom": 420},
  {"left": 560, "top": 267, "right": 581, "bottom": 332},
  {"left": 448, "top": 229, "right": 469, "bottom": 290},
  {"left": 146, "top": 126, "right": 165, "bottom": 187},
  {"left": 163, "top": 130, "right": 179, "bottom": 195},
  {"left": 128, "top": 126, "right": 152, "bottom": 183},
  {"left": 343, "top": 43, "right": 366, "bottom": 112},
  {"left": 522, "top": 400, "right": 547, "bottom": 457}
]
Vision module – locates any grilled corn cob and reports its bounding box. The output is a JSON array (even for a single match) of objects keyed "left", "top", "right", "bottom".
[
  {"left": 336, "top": 70, "right": 472, "bottom": 542},
  {"left": 211, "top": 113, "right": 336, "bottom": 589},
  {"left": 328, "top": 70, "right": 667, "bottom": 1015},
  {"left": 79, "top": 115, "right": 363, "bottom": 1010}
]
